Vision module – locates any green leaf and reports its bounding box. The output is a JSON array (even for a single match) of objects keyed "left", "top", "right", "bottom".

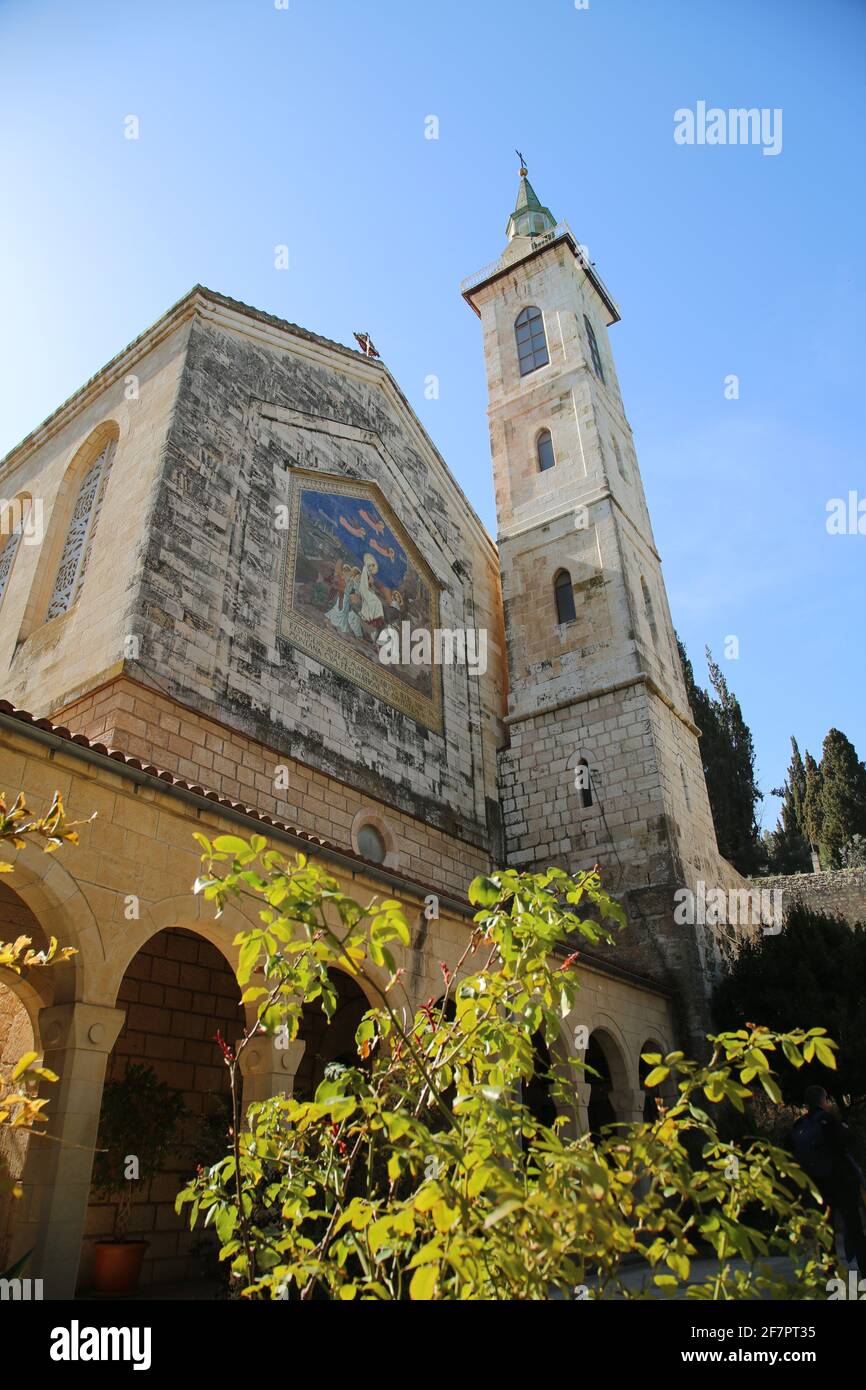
[
  {"left": 236, "top": 936, "right": 262, "bottom": 986},
  {"left": 759, "top": 1073, "right": 783, "bottom": 1103},
  {"left": 213, "top": 835, "right": 253, "bottom": 857},
  {"left": 241, "top": 986, "right": 267, "bottom": 1003},
  {"left": 468, "top": 875, "right": 500, "bottom": 907},
  {"left": 813, "top": 1039, "right": 837, "bottom": 1069},
  {"left": 214, "top": 1204, "right": 237, "bottom": 1244},
  {"left": 409, "top": 1263, "right": 438, "bottom": 1300},
  {"left": 367, "top": 1216, "right": 393, "bottom": 1255}
]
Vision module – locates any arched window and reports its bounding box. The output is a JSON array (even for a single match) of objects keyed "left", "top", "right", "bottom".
[
  {"left": 536, "top": 429, "right": 556, "bottom": 472},
  {"left": 0, "top": 495, "right": 32, "bottom": 610},
  {"left": 583, "top": 315, "right": 605, "bottom": 383},
  {"left": 640, "top": 576, "right": 658, "bottom": 645},
  {"left": 515, "top": 306, "right": 549, "bottom": 376},
  {"left": 46, "top": 437, "right": 116, "bottom": 620},
  {"left": 554, "top": 569, "right": 576, "bottom": 625},
  {"left": 357, "top": 822, "right": 386, "bottom": 864},
  {"left": 576, "top": 758, "right": 593, "bottom": 809},
  {"left": 612, "top": 438, "right": 628, "bottom": 482}
]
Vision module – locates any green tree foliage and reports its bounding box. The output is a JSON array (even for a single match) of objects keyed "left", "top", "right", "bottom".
[
  {"left": 92, "top": 1063, "right": 185, "bottom": 1239},
  {"left": 840, "top": 835, "right": 866, "bottom": 869},
  {"left": 797, "top": 733, "right": 866, "bottom": 869},
  {"left": 787, "top": 737, "right": 808, "bottom": 826},
  {"left": 713, "top": 902, "right": 866, "bottom": 1108},
  {"left": 677, "top": 641, "right": 765, "bottom": 874},
  {"left": 767, "top": 738, "right": 813, "bottom": 873},
  {"left": 0, "top": 790, "right": 78, "bottom": 1198},
  {"left": 802, "top": 751, "right": 823, "bottom": 860},
  {"left": 814, "top": 729, "right": 866, "bottom": 867},
  {"left": 176, "top": 836, "right": 835, "bottom": 1300}
]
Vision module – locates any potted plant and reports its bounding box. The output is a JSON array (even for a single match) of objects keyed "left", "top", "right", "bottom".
[{"left": 90, "top": 1062, "right": 185, "bottom": 1295}]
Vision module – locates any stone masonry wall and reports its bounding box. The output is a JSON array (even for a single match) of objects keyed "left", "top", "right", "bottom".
[
  {"left": 0, "top": 292, "right": 507, "bottom": 868},
  {"left": 751, "top": 869, "right": 866, "bottom": 928},
  {"left": 498, "top": 676, "right": 736, "bottom": 1054},
  {"left": 0, "top": 319, "right": 190, "bottom": 713},
  {"left": 133, "top": 304, "right": 505, "bottom": 856},
  {"left": 499, "top": 678, "right": 668, "bottom": 886},
  {"left": 54, "top": 676, "right": 492, "bottom": 900}
]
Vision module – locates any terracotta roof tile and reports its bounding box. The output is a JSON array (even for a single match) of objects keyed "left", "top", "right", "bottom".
[
  {"left": 0, "top": 699, "right": 672, "bottom": 992},
  {"left": 0, "top": 698, "right": 388, "bottom": 875}
]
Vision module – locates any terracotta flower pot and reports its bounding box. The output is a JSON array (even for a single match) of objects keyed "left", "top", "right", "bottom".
[{"left": 92, "top": 1239, "right": 148, "bottom": 1295}]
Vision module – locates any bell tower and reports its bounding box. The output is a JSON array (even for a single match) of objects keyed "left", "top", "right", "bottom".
[{"left": 462, "top": 160, "right": 742, "bottom": 1049}]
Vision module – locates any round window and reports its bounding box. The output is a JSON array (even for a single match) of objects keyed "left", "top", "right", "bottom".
[{"left": 357, "top": 823, "right": 387, "bottom": 864}]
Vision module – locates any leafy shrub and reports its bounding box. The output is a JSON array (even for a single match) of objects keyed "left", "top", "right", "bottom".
[{"left": 177, "top": 837, "right": 836, "bottom": 1300}]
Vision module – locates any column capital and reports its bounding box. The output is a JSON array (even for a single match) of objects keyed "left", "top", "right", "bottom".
[
  {"left": 38, "top": 1001, "right": 126, "bottom": 1054},
  {"left": 237, "top": 1034, "right": 306, "bottom": 1101},
  {"left": 610, "top": 1087, "right": 644, "bottom": 1124},
  {"left": 238, "top": 1036, "right": 305, "bottom": 1076}
]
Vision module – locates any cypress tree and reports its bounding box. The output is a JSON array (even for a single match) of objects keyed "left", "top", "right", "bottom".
[
  {"left": 802, "top": 751, "right": 824, "bottom": 864},
  {"left": 816, "top": 728, "right": 866, "bottom": 865},
  {"left": 704, "top": 649, "right": 764, "bottom": 874},
  {"left": 788, "top": 737, "right": 807, "bottom": 832},
  {"left": 677, "top": 639, "right": 764, "bottom": 874},
  {"left": 768, "top": 737, "right": 812, "bottom": 873}
]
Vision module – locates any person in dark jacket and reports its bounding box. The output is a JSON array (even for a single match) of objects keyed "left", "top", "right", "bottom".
[{"left": 791, "top": 1084, "right": 866, "bottom": 1270}]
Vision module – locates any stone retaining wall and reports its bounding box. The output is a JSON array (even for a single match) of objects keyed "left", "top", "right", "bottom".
[{"left": 750, "top": 868, "right": 866, "bottom": 927}]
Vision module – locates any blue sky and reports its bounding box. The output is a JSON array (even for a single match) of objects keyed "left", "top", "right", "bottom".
[{"left": 1, "top": 0, "right": 864, "bottom": 830}]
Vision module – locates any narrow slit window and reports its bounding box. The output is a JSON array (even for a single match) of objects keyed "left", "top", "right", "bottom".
[
  {"left": 577, "top": 758, "right": 593, "bottom": 809},
  {"left": 680, "top": 762, "right": 692, "bottom": 812},
  {"left": 584, "top": 315, "right": 605, "bottom": 383},
  {"left": 554, "top": 569, "right": 576, "bottom": 625},
  {"left": 641, "top": 576, "right": 659, "bottom": 645}
]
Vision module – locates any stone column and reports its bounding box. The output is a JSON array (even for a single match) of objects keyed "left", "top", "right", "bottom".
[
  {"left": 10, "top": 1001, "right": 125, "bottom": 1300},
  {"left": 610, "top": 1086, "right": 645, "bottom": 1125},
  {"left": 238, "top": 1035, "right": 306, "bottom": 1104},
  {"left": 575, "top": 1076, "right": 591, "bottom": 1135}
]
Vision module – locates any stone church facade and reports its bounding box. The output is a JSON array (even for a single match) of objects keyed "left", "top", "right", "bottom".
[{"left": 0, "top": 170, "right": 741, "bottom": 1296}]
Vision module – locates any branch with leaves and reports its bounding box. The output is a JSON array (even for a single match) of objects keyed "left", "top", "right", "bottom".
[
  {"left": 0, "top": 789, "right": 79, "bottom": 1199},
  {"left": 0, "top": 789, "right": 87, "bottom": 872},
  {"left": 176, "top": 836, "right": 837, "bottom": 1300}
]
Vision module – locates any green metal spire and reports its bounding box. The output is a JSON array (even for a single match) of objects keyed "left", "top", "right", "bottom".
[{"left": 505, "top": 157, "right": 557, "bottom": 241}]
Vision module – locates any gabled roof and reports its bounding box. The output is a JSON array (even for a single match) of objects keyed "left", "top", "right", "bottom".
[{"left": 0, "top": 286, "right": 498, "bottom": 557}]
